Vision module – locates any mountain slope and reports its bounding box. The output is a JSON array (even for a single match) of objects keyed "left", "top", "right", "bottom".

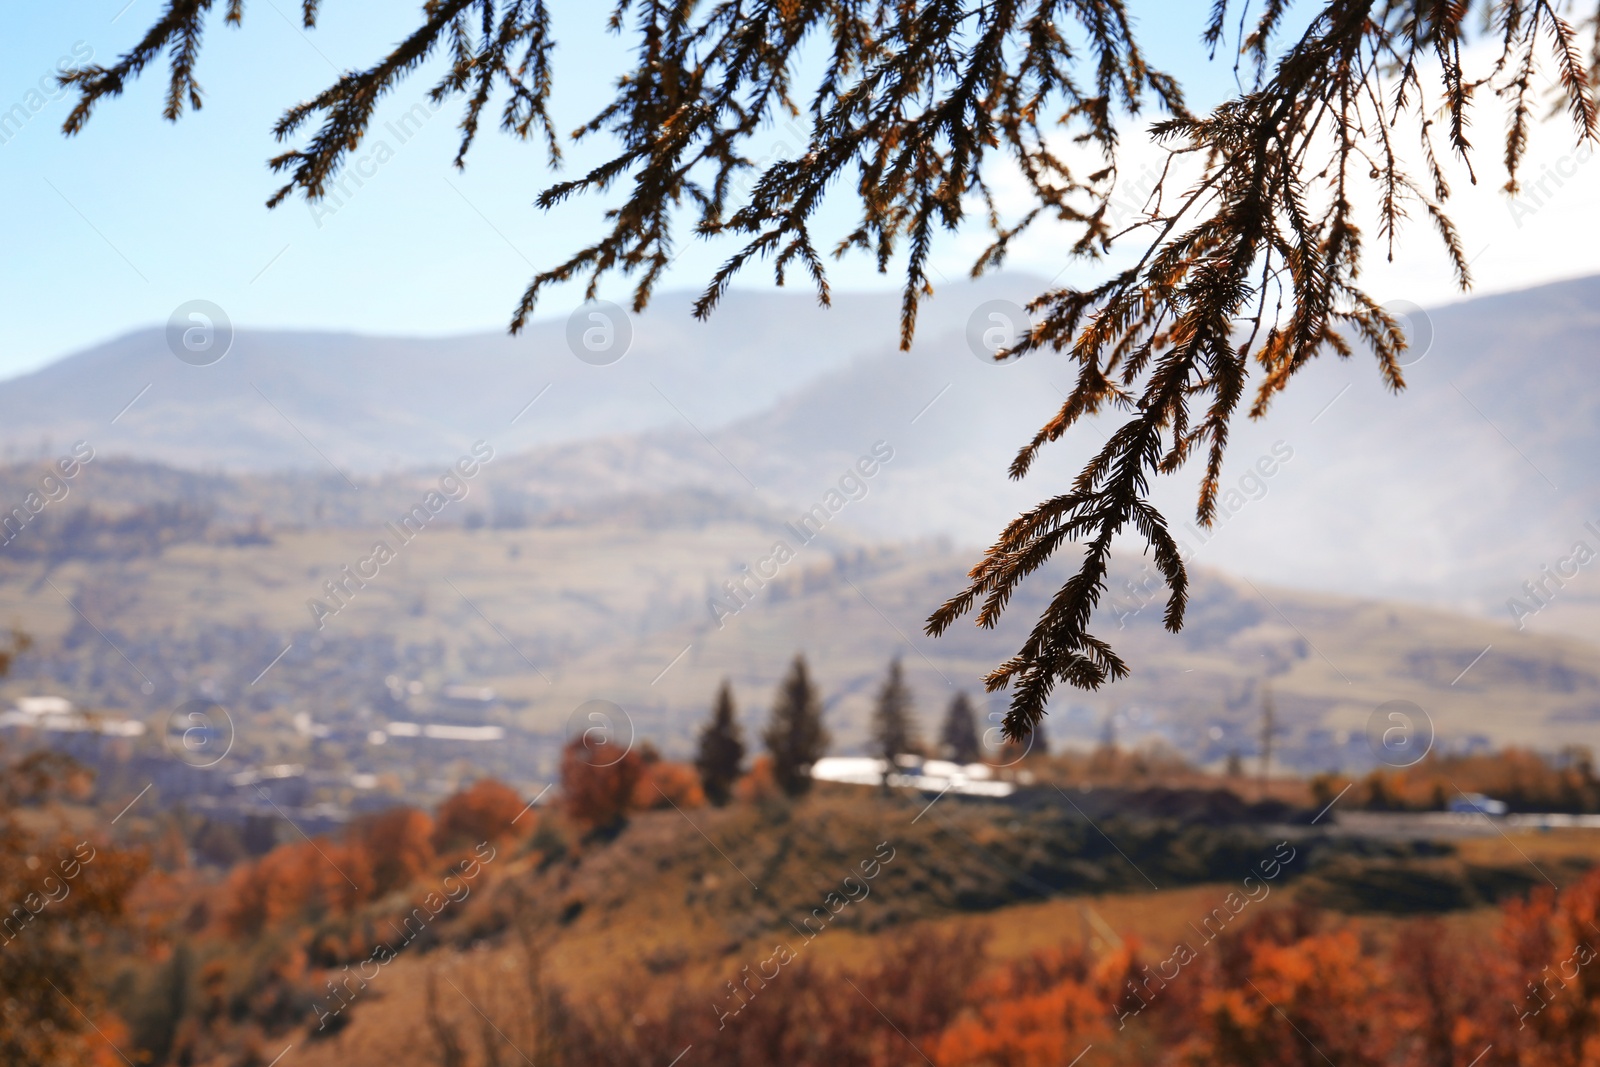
[
  {"left": 0, "top": 278, "right": 1041, "bottom": 473},
  {"left": 473, "top": 273, "right": 1600, "bottom": 636}
]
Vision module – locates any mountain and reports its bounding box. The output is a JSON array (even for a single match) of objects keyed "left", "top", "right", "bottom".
[
  {"left": 1169, "top": 274, "right": 1600, "bottom": 622},
  {"left": 477, "top": 273, "right": 1600, "bottom": 637},
  {"left": 6, "top": 272, "right": 1599, "bottom": 647},
  {"left": 0, "top": 277, "right": 1041, "bottom": 474}
]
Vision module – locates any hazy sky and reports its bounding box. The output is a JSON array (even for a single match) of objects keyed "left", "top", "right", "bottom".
[{"left": 2, "top": 1, "right": 1596, "bottom": 380}]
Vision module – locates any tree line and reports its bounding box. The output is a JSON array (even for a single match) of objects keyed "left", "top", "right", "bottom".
[
  {"left": 0, "top": 501, "right": 217, "bottom": 561},
  {"left": 691, "top": 653, "right": 999, "bottom": 806},
  {"left": 558, "top": 653, "right": 1012, "bottom": 833}
]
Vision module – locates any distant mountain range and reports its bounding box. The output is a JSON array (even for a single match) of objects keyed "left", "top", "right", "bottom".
[
  {"left": 4, "top": 273, "right": 1599, "bottom": 645},
  {"left": 0, "top": 277, "right": 1038, "bottom": 473}
]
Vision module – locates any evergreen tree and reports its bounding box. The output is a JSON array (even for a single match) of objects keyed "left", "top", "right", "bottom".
[
  {"left": 695, "top": 679, "right": 745, "bottom": 807},
  {"left": 871, "top": 658, "right": 919, "bottom": 780},
  {"left": 939, "top": 692, "right": 982, "bottom": 765},
  {"left": 764, "top": 655, "right": 829, "bottom": 798}
]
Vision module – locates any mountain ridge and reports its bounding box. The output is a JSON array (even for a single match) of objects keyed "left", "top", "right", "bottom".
[{"left": 5, "top": 273, "right": 1599, "bottom": 643}]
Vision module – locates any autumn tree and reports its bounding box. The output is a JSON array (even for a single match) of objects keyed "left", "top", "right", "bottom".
[
  {"left": 0, "top": 625, "right": 147, "bottom": 1067},
  {"left": 734, "top": 754, "right": 783, "bottom": 805},
  {"left": 351, "top": 806, "right": 436, "bottom": 897},
  {"left": 561, "top": 735, "right": 644, "bottom": 835},
  {"left": 632, "top": 761, "right": 706, "bottom": 811},
  {"left": 1389, "top": 919, "right": 1498, "bottom": 1067},
  {"left": 694, "top": 680, "right": 745, "bottom": 807},
  {"left": 1185, "top": 927, "right": 1393, "bottom": 1067},
  {"left": 1497, "top": 869, "right": 1600, "bottom": 1067},
  {"left": 0, "top": 749, "right": 145, "bottom": 1067},
  {"left": 764, "top": 655, "right": 829, "bottom": 798},
  {"left": 939, "top": 692, "right": 983, "bottom": 765},
  {"left": 65, "top": 5, "right": 1600, "bottom": 736},
  {"left": 220, "top": 836, "right": 371, "bottom": 935},
  {"left": 871, "top": 658, "right": 920, "bottom": 788},
  {"left": 432, "top": 778, "right": 528, "bottom": 852},
  {"left": 932, "top": 943, "right": 1115, "bottom": 1067}
]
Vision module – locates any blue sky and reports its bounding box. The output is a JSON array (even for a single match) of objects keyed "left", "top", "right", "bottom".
[{"left": 1, "top": 1, "right": 1594, "bottom": 380}]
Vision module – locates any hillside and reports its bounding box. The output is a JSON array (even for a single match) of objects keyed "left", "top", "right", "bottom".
[
  {"left": 2, "top": 483, "right": 1596, "bottom": 779},
  {"left": 92, "top": 781, "right": 1600, "bottom": 1067}
]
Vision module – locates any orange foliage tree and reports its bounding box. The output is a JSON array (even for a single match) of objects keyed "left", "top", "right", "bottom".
[
  {"left": 1171, "top": 915, "right": 1392, "bottom": 1067},
  {"left": 1496, "top": 870, "right": 1600, "bottom": 1067},
  {"left": 1387, "top": 918, "right": 1499, "bottom": 1067},
  {"left": 734, "top": 754, "right": 782, "bottom": 805},
  {"left": 933, "top": 944, "right": 1117, "bottom": 1067},
  {"left": 632, "top": 761, "right": 705, "bottom": 811},
  {"left": 352, "top": 807, "right": 436, "bottom": 897},
  {"left": 1316, "top": 747, "right": 1600, "bottom": 814},
  {"left": 561, "top": 736, "right": 643, "bottom": 834},
  {"left": 222, "top": 807, "right": 434, "bottom": 935},
  {"left": 221, "top": 840, "right": 345, "bottom": 936},
  {"left": 0, "top": 745, "right": 147, "bottom": 1067},
  {"left": 432, "top": 779, "right": 528, "bottom": 852}
]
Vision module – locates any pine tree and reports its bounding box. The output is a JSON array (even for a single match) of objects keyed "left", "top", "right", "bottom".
[
  {"left": 764, "top": 654, "right": 829, "bottom": 798},
  {"left": 871, "top": 658, "right": 919, "bottom": 786},
  {"left": 695, "top": 679, "right": 745, "bottom": 807},
  {"left": 939, "top": 692, "right": 982, "bottom": 765}
]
